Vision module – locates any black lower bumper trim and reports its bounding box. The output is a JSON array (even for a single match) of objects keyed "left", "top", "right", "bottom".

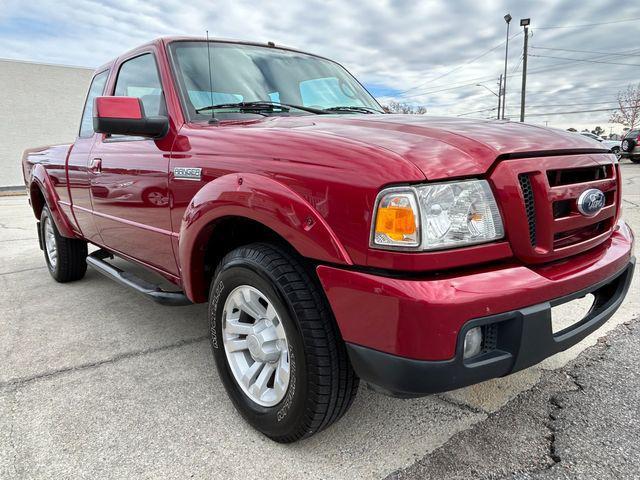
[{"left": 346, "top": 258, "right": 635, "bottom": 398}]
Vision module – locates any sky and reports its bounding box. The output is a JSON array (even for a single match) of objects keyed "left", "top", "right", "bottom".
[{"left": 1, "top": 0, "right": 639, "bottom": 134}]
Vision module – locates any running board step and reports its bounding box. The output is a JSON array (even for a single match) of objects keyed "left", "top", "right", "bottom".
[{"left": 86, "top": 250, "right": 192, "bottom": 306}]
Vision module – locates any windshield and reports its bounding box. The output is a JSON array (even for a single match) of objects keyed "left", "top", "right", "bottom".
[{"left": 168, "top": 41, "right": 383, "bottom": 119}]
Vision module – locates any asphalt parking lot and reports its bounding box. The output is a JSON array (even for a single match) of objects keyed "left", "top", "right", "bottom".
[{"left": 1, "top": 162, "right": 638, "bottom": 479}]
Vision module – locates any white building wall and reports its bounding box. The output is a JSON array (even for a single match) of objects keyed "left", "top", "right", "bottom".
[{"left": 0, "top": 59, "right": 94, "bottom": 188}]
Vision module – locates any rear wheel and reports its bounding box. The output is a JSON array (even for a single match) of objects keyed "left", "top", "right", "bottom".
[
  {"left": 611, "top": 147, "right": 621, "bottom": 161},
  {"left": 208, "top": 243, "right": 358, "bottom": 442},
  {"left": 40, "top": 206, "right": 87, "bottom": 282}
]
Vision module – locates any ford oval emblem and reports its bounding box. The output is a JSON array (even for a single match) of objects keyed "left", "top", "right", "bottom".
[{"left": 577, "top": 188, "right": 605, "bottom": 217}]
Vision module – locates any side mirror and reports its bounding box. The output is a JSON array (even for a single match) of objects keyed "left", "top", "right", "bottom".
[{"left": 93, "top": 96, "right": 168, "bottom": 138}]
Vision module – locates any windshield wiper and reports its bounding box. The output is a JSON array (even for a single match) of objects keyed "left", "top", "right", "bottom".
[
  {"left": 323, "top": 106, "right": 382, "bottom": 114},
  {"left": 196, "top": 101, "right": 325, "bottom": 115}
]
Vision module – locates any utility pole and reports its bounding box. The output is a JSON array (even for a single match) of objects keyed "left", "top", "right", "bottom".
[
  {"left": 497, "top": 74, "right": 503, "bottom": 120},
  {"left": 502, "top": 14, "right": 512, "bottom": 120},
  {"left": 520, "top": 18, "right": 530, "bottom": 122}
]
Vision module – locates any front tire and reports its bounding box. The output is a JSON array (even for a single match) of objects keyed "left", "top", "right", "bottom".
[
  {"left": 208, "top": 243, "right": 358, "bottom": 442},
  {"left": 40, "top": 206, "right": 87, "bottom": 282}
]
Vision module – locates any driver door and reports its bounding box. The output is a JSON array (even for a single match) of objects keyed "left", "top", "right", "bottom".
[{"left": 89, "top": 51, "right": 178, "bottom": 276}]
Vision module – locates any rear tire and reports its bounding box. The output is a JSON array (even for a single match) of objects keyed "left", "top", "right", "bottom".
[
  {"left": 611, "top": 147, "right": 621, "bottom": 161},
  {"left": 208, "top": 243, "right": 358, "bottom": 442},
  {"left": 40, "top": 206, "right": 87, "bottom": 282}
]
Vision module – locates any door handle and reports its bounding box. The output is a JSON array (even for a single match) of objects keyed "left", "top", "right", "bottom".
[{"left": 89, "top": 158, "right": 102, "bottom": 174}]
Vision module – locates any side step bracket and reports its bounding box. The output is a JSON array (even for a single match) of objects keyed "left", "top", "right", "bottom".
[{"left": 86, "top": 250, "right": 192, "bottom": 306}]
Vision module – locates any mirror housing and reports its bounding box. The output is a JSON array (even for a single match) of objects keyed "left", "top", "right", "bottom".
[{"left": 93, "top": 96, "right": 169, "bottom": 138}]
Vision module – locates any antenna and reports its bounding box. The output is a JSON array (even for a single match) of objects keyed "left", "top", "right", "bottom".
[{"left": 206, "top": 30, "right": 218, "bottom": 124}]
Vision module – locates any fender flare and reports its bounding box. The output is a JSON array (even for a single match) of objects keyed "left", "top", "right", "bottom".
[
  {"left": 30, "top": 164, "right": 76, "bottom": 238},
  {"left": 178, "top": 173, "right": 353, "bottom": 302}
]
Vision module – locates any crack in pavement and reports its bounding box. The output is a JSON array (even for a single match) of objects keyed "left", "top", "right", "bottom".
[
  {"left": 386, "top": 318, "right": 640, "bottom": 480},
  {"left": 0, "top": 237, "right": 38, "bottom": 243},
  {"left": 0, "top": 335, "right": 209, "bottom": 391},
  {"left": 623, "top": 198, "right": 640, "bottom": 208}
]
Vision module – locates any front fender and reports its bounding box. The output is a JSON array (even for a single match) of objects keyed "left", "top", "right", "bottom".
[
  {"left": 178, "top": 173, "right": 353, "bottom": 302},
  {"left": 30, "top": 163, "right": 76, "bottom": 238}
]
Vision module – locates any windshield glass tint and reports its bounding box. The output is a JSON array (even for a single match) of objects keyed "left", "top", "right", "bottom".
[{"left": 168, "top": 41, "right": 382, "bottom": 118}]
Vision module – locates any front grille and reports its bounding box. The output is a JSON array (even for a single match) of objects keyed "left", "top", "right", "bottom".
[
  {"left": 553, "top": 220, "right": 612, "bottom": 249},
  {"left": 547, "top": 165, "right": 611, "bottom": 187},
  {"left": 491, "top": 154, "right": 619, "bottom": 264},
  {"left": 518, "top": 174, "right": 537, "bottom": 246}
]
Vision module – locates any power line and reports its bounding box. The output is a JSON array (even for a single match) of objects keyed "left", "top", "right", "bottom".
[
  {"left": 525, "top": 100, "right": 620, "bottom": 108},
  {"left": 457, "top": 107, "right": 497, "bottom": 116},
  {"left": 531, "top": 46, "right": 640, "bottom": 57},
  {"left": 398, "top": 47, "right": 640, "bottom": 100},
  {"left": 396, "top": 31, "right": 522, "bottom": 95},
  {"left": 511, "top": 53, "right": 524, "bottom": 74},
  {"left": 512, "top": 107, "right": 618, "bottom": 117},
  {"left": 535, "top": 17, "right": 640, "bottom": 29},
  {"left": 530, "top": 54, "right": 640, "bottom": 67}
]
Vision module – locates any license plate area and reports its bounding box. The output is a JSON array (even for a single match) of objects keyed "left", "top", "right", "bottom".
[{"left": 551, "top": 293, "right": 595, "bottom": 335}]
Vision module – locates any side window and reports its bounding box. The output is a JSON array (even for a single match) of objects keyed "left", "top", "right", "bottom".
[
  {"left": 114, "top": 53, "right": 165, "bottom": 116},
  {"left": 79, "top": 70, "right": 108, "bottom": 138}
]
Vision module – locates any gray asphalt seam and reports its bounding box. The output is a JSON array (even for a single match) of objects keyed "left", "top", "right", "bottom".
[
  {"left": 0, "top": 237, "right": 38, "bottom": 243},
  {"left": 0, "top": 266, "right": 46, "bottom": 276},
  {"left": 0, "top": 335, "right": 210, "bottom": 391}
]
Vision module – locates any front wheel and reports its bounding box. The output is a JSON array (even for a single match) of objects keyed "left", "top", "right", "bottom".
[
  {"left": 40, "top": 206, "right": 87, "bottom": 282},
  {"left": 208, "top": 243, "right": 358, "bottom": 442}
]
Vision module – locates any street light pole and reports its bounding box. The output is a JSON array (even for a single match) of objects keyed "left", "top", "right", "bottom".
[
  {"left": 502, "top": 14, "right": 512, "bottom": 120},
  {"left": 520, "top": 18, "right": 531, "bottom": 122},
  {"left": 497, "top": 74, "right": 503, "bottom": 120}
]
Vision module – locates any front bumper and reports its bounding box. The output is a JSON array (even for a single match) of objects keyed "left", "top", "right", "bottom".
[
  {"left": 316, "top": 221, "right": 635, "bottom": 396},
  {"left": 346, "top": 259, "right": 634, "bottom": 397}
]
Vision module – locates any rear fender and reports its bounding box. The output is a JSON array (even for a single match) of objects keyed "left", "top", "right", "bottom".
[
  {"left": 178, "top": 173, "right": 352, "bottom": 302},
  {"left": 30, "top": 163, "right": 76, "bottom": 238}
]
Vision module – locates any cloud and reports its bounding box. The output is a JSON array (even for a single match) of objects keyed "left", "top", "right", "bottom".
[{"left": 1, "top": 0, "right": 638, "bottom": 131}]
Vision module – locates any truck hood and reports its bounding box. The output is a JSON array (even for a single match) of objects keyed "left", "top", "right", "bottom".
[{"left": 255, "top": 114, "right": 609, "bottom": 180}]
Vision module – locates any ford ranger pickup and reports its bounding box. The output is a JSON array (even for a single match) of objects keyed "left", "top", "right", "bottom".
[{"left": 22, "top": 37, "right": 635, "bottom": 443}]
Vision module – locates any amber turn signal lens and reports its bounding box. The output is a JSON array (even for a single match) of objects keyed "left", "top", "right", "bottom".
[
  {"left": 372, "top": 191, "right": 420, "bottom": 248},
  {"left": 375, "top": 205, "right": 416, "bottom": 241}
]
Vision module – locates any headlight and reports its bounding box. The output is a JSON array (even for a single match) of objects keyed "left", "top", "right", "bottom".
[{"left": 371, "top": 180, "right": 504, "bottom": 251}]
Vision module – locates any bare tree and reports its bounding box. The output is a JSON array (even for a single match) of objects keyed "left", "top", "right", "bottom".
[
  {"left": 609, "top": 83, "right": 640, "bottom": 130},
  {"left": 385, "top": 101, "right": 427, "bottom": 114}
]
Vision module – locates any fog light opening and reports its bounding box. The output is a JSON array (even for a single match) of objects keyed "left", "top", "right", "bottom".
[{"left": 463, "top": 326, "right": 483, "bottom": 359}]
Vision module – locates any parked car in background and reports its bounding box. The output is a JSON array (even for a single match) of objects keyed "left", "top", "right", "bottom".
[
  {"left": 580, "top": 132, "right": 622, "bottom": 159},
  {"left": 620, "top": 129, "right": 640, "bottom": 163}
]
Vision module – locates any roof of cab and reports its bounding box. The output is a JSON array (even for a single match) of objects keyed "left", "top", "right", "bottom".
[{"left": 93, "top": 36, "right": 327, "bottom": 74}]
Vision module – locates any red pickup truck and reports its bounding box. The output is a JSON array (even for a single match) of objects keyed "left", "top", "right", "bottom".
[{"left": 22, "top": 37, "right": 635, "bottom": 442}]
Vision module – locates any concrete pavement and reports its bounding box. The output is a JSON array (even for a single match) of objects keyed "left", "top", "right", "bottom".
[{"left": 1, "top": 163, "right": 638, "bottom": 479}]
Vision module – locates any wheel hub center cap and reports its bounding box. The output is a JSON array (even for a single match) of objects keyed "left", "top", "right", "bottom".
[{"left": 246, "top": 324, "right": 280, "bottom": 363}]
